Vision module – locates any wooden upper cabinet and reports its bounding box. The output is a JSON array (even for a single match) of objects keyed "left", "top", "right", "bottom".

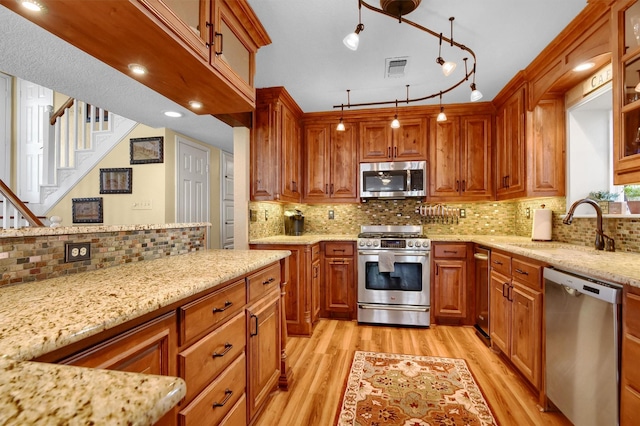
[
  {"left": 251, "top": 87, "right": 303, "bottom": 202},
  {"left": 303, "top": 122, "right": 358, "bottom": 202},
  {"left": 359, "top": 118, "right": 427, "bottom": 162},
  {"left": 527, "top": 98, "right": 565, "bottom": 196},
  {"left": 429, "top": 114, "right": 492, "bottom": 201},
  {"left": 496, "top": 86, "right": 527, "bottom": 199},
  {"left": 613, "top": 0, "right": 640, "bottom": 184}
]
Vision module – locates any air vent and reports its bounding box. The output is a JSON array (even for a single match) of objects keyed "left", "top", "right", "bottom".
[{"left": 385, "top": 57, "right": 409, "bottom": 78}]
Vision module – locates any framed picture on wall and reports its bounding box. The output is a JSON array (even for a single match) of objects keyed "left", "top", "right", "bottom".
[
  {"left": 130, "top": 136, "right": 164, "bottom": 164},
  {"left": 72, "top": 197, "right": 103, "bottom": 223},
  {"left": 99, "top": 168, "right": 132, "bottom": 194}
]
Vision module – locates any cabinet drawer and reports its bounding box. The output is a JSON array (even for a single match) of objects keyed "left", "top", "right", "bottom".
[
  {"left": 433, "top": 244, "right": 467, "bottom": 258},
  {"left": 623, "top": 333, "right": 640, "bottom": 393},
  {"left": 247, "top": 262, "right": 281, "bottom": 302},
  {"left": 179, "top": 279, "right": 246, "bottom": 345},
  {"left": 626, "top": 292, "right": 640, "bottom": 338},
  {"left": 511, "top": 258, "right": 541, "bottom": 289},
  {"left": 621, "top": 384, "right": 640, "bottom": 426},
  {"left": 324, "top": 242, "right": 354, "bottom": 257},
  {"left": 178, "top": 352, "right": 246, "bottom": 426},
  {"left": 490, "top": 252, "right": 511, "bottom": 276},
  {"left": 220, "top": 394, "right": 247, "bottom": 426},
  {"left": 178, "top": 311, "right": 246, "bottom": 404}
]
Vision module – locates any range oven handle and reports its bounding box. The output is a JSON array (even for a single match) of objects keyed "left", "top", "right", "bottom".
[
  {"left": 358, "top": 251, "right": 429, "bottom": 256},
  {"left": 358, "top": 304, "right": 430, "bottom": 312}
]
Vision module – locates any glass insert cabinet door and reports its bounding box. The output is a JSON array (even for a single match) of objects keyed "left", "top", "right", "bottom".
[{"left": 615, "top": 0, "right": 640, "bottom": 183}]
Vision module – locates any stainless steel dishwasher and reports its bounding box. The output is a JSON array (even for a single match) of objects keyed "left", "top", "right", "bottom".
[{"left": 544, "top": 267, "right": 622, "bottom": 426}]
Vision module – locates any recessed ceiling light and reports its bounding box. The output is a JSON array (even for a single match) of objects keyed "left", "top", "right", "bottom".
[
  {"left": 189, "top": 101, "right": 203, "bottom": 109},
  {"left": 164, "top": 111, "right": 183, "bottom": 118},
  {"left": 128, "top": 63, "right": 147, "bottom": 75},
  {"left": 18, "top": 0, "right": 44, "bottom": 12},
  {"left": 573, "top": 62, "right": 595, "bottom": 72}
]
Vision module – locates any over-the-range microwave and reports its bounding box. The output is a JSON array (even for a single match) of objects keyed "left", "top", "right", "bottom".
[{"left": 360, "top": 160, "right": 427, "bottom": 199}]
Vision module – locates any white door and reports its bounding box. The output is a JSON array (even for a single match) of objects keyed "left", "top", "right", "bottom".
[
  {"left": 0, "top": 73, "right": 11, "bottom": 185},
  {"left": 221, "top": 151, "right": 234, "bottom": 249},
  {"left": 177, "top": 138, "right": 209, "bottom": 225},
  {"left": 17, "top": 78, "right": 52, "bottom": 203}
]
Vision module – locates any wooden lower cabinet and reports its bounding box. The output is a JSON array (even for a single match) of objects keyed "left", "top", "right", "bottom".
[
  {"left": 489, "top": 251, "right": 543, "bottom": 390},
  {"left": 621, "top": 286, "right": 640, "bottom": 425},
  {"left": 432, "top": 243, "right": 470, "bottom": 325},
  {"left": 322, "top": 242, "right": 356, "bottom": 320},
  {"left": 246, "top": 288, "right": 282, "bottom": 422},
  {"left": 250, "top": 243, "right": 319, "bottom": 336}
]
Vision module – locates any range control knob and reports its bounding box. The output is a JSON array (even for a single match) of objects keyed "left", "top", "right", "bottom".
[
  {"left": 366, "top": 241, "right": 373, "bottom": 247},
  {"left": 359, "top": 241, "right": 365, "bottom": 247},
  {"left": 373, "top": 241, "right": 379, "bottom": 247},
  {"left": 414, "top": 241, "right": 421, "bottom": 248},
  {"left": 407, "top": 241, "right": 414, "bottom": 247}
]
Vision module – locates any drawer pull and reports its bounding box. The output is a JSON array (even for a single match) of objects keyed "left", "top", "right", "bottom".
[
  {"left": 514, "top": 268, "right": 529, "bottom": 275},
  {"left": 212, "top": 389, "right": 233, "bottom": 408},
  {"left": 443, "top": 250, "right": 458, "bottom": 254},
  {"left": 212, "top": 343, "right": 233, "bottom": 358},
  {"left": 212, "top": 300, "right": 233, "bottom": 313},
  {"left": 262, "top": 277, "right": 276, "bottom": 285},
  {"left": 493, "top": 260, "right": 503, "bottom": 265},
  {"left": 333, "top": 249, "right": 346, "bottom": 252}
]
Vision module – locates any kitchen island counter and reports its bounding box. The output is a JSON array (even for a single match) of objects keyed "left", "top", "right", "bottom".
[
  {"left": 0, "top": 248, "right": 290, "bottom": 425},
  {"left": 250, "top": 234, "right": 357, "bottom": 245}
]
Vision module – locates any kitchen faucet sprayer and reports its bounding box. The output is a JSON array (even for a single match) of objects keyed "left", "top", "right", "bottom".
[{"left": 563, "top": 198, "right": 615, "bottom": 251}]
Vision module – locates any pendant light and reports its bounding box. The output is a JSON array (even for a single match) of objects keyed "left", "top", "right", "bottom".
[
  {"left": 337, "top": 104, "right": 346, "bottom": 131},
  {"left": 343, "top": 1, "right": 365, "bottom": 51},
  {"left": 436, "top": 18, "right": 457, "bottom": 76},
  {"left": 391, "top": 100, "right": 400, "bottom": 128},
  {"left": 437, "top": 92, "right": 447, "bottom": 122},
  {"left": 464, "top": 58, "right": 483, "bottom": 102}
]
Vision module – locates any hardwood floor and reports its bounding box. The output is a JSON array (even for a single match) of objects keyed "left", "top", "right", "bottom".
[{"left": 255, "top": 320, "right": 571, "bottom": 426}]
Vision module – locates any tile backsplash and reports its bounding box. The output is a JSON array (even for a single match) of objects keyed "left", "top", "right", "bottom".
[{"left": 250, "top": 197, "right": 640, "bottom": 254}]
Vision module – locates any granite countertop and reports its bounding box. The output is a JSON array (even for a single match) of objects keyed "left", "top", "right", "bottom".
[
  {"left": 0, "top": 222, "right": 211, "bottom": 238},
  {"left": 251, "top": 233, "right": 640, "bottom": 288},
  {"left": 0, "top": 249, "right": 290, "bottom": 425}
]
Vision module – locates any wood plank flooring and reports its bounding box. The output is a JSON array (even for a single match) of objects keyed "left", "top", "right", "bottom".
[{"left": 255, "top": 320, "right": 571, "bottom": 426}]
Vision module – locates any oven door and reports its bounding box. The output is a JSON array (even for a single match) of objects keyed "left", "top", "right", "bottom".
[{"left": 357, "top": 250, "right": 430, "bottom": 307}]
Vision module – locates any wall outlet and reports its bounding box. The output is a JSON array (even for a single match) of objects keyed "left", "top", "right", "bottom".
[
  {"left": 459, "top": 209, "right": 466, "bottom": 218},
  {"left": 526, "top": 207, "right": 531, "bottom": 219},
  {"left": 328, "top": 210, "right": 334, "bottom": 219},
  {"left": 249, "top": 209, "right": 257, "bottom": 222},
  {"left": 264, "top": 210, "right": 268, "bottom": 220},
  {"left": 65, "top": 242, "right": 91, "bottom": 262}
]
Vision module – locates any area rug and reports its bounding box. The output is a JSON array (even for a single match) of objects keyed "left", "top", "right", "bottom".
[{"left": 336, "top": 351, "right": 497, "bottom": 426}]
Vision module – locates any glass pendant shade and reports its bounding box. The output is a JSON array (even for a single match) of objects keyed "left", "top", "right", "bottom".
[
  {"left": 337, "top": 118, "right": 346, "bottom": 131},
  {"left": 441, "top": 60, "right": 456, "bottom": 76},
  {"left": 437, "top": 108, "right": 447, "bottom": 122},
  {"left": 390, "top": 116, "right": 400, "bottom": 128},
  {"left": 343, "top": 32, "right": 360, "bottom": 50},
  {"left": 470, "top": 83, "right": 483, "bottom": 101},
  {"left": 635, "top": 82, "right": 640, "bottom": 93}
]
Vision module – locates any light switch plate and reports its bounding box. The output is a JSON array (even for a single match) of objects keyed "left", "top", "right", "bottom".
[
  {"left": 459, "top": 209, "right": 466, "bottom": 218},
  {"left": 65, "top": 242, "right": 91, "bottom": 262}
]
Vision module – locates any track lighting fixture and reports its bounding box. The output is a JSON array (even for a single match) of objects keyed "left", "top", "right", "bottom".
[
  {"left": 335, "top": 1, "right": 480, "bottom": 111},
  {"left": 343, "top": 1, "right": 364, "bottom": 51},
  {"left": 437, "top": 93, "right": 447, "bottom": 122},
  {"left": 391, "top": 100, "right": 400, "bottom": 128}
]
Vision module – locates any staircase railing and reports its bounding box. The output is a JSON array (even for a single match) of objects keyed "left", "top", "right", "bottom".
[
  {"left": 43, "top": 98, "right": 112, "bottom": 186},
  {"left": 0, "top": 179, "right": 44, "bottom": 229}
]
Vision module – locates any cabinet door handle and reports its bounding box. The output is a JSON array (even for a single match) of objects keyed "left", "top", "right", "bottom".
[
  {"left": 435, "top": 264, "right": 439, "bottom": 275},
  {"left": 388, "top": 147, "right": 392, "bottom": 158},
  {"left": 326, "top": 184, "right": 329, "bottom": 194},
  {"left": 212, "top": 300, "right": 232, "bottom": 313},
  {"left": 456, "top": 180, "right": 460, "bottom": 192},
  {"left": 502, "top": 176, "right": 507, "bottom": 189},
  {"left": 330, "top": 183, "right": 334, "bottom": 194},
  {"left": 205, "top": 22, "right": 214, "bottom": 48},
  {"left": 507, "top": 284, "right": 513, "bottom": 302},
  {"left": 292, "top": 181, "right": 297, "bottom": 192},
  {"left": 505, "top": 175, "right": 510, "bottom": 188},
  {"left": 212, "top": 389, "right": 233, "bottom": 408},
  {"left": 250, "top": 313, "right": 259, "bottom": 336},
  {"left": 394, "top": 146, "right": 397, "bottom": 158},
  {"left": 212, "top": 342, "right": 233, "bottom": 358},
  {"left": 462, "top": 180, "right": 466, "bottom": 192},
  {"left": 313, "top": 266, "right": 319, "bottom": 278},
  {"left": 514, "top": 268, "right": 529, "bottom": 275},
  {"left": 502, "top": 282, "right": 508, "bottom": 298},
  {"left": 214, "top": 31, "right": 223, "bottom": 56},
  {"left": 262, "top": 277, "right": 276, "bottom": 285}
]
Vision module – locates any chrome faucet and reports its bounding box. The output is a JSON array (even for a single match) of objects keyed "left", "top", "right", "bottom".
[{"left": 563, "top": 198, "right": 615, "bottom": 251}]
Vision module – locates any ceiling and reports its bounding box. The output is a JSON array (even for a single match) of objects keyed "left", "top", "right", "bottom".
[{"left": 0, "top": 0, "right": 589, "bottom": 153}]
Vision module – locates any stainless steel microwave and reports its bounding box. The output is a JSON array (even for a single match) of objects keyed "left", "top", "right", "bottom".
[{"left": 360, "top": 161, "right": 427, "bottom": 199}]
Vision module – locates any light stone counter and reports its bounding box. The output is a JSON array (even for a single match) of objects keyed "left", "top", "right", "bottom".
[
  {"left": 0, "top": 222, "right": 211, "bottom": 238},
  {"left": 0, "top": 249, "right": 290, "bottom": 425},
  {"left": 250, "top": 234, "right": 357, "bottom": 245}
]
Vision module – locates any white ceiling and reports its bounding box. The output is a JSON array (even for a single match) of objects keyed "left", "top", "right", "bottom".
[{"left": 0, "top": 0, "right": 589, "bottom": 153}]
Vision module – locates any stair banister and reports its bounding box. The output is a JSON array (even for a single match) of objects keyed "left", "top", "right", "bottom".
[{"left": 0, "top": 179, "right": 44, "bottom": 228}]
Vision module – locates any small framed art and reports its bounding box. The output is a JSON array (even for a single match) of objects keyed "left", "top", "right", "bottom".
[
  {"left": 72, "top": 197, "right": 103, "bottom": 223},
  {"left": 99, "top": 168, "right": 132, "bottom": 194},
  {"left": 130, "top": 136, "right": 164, "bottom": 164}
]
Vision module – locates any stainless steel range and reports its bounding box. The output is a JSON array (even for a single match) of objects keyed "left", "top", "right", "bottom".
[{"left": 357, "top": 225, "right": 431, "bottom": 327}]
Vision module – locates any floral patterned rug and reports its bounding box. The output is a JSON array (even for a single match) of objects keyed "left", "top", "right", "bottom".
[{"left": 336, "top": 351, "right": 498, "bottom": 426}]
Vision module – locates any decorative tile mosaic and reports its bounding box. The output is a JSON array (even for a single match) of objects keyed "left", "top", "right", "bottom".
[{"left": 0, "top": 226, "right": 206, "bottom": 287}]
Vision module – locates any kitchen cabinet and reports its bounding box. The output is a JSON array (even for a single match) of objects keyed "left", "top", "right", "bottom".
[
  {"left": 322, "top": 242, "right": 356, "bottom": 319},
  {"left": 303, "top": 122, "right": 358, "bottom": 202},
  {"left": 432, "top": 243, "right": 471, "bottom": 325},
  {"left": 495, "top": 82, "right": 565, "bottom": 200},
  {"left": 429, "top": 115, "right": 493, "bottom": 201},
  {"left": 489, "top": 251, "right": 543, "bottom": 390},
  {"left": 251, "top": 87, "right": 303, "bottom": 202},
  {"left": 621, "top": 285, "right": 640, "bottom": 425},
  {"left": 359, "top": 118, "right": 427, "bottom": 162},
  {"left": 249, "top": 243, "right": 319, "bottom": 336},
  {"left": 495, "top": 85, "right": 527, "bottom": 199},
  {"left": 612, "top": 1, "right": 640, "bottom": 184}
]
